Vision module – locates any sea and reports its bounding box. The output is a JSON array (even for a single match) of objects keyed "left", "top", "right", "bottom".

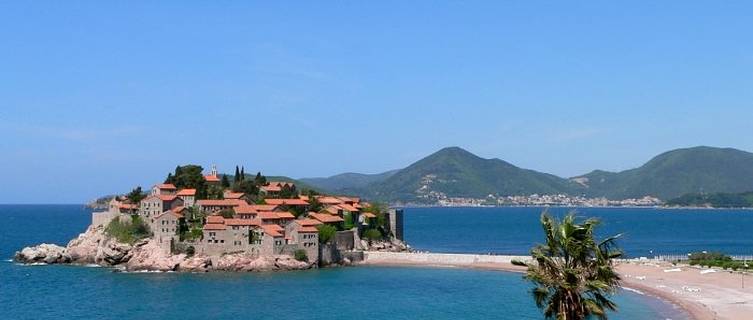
[{"left": 6, "top": 205, "right": 748, "bottom": 319}]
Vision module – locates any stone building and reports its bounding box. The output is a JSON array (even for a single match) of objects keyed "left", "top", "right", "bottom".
[
  {"left": 285, "top": 219, "right": 320, "bottom": 263},
  {"left": 176, "top": 189, "right": 196, "bottom": 207},
  {"left": 151, "top": 183, "right": 177, "bottom": 196},
  {"left": 152, "top": 210, "right": 182, "bottom": 252},
  {"left": 140, "top": 195, "right": 184, "bottom": 224}
]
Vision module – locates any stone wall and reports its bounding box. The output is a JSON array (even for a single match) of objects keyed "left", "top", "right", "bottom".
[
  {"left": 334, "top": 230, "right": 355, "bottom": 251},
  {"left": 387, "top": 209, "right": 404, "bottom": 241},
  {"left": 91, "top": 211, "right": 120, "bottom": 228}
]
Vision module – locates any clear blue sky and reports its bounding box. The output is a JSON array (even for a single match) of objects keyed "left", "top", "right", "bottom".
[{"left": 1, "top": 2, "right": 752, "bottom": 204}]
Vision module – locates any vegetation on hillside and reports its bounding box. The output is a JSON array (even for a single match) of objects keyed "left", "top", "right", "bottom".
[
  {"left": 301, "top": 146, "right": 753, "bottom": 203},
  {"left": 666, "top": 192, "right": 753, "bottom": 208},
  {"left": 105, "top": 215, "right": 152, "bottom": 244},
  {"left": 353, "top": 147, "right": 582, "bottom": 203},
  {"left": 513, "top": 212, "right": 622, "bottom": 320},
  {"left": 575, "top": 146, "right": 753, "bottom": 200},
  {"left": 316, "top": 224, "right": 337, "bottom": 244},
  {"left": 165, "top": 165, "right": 209, "bottom": 199}
]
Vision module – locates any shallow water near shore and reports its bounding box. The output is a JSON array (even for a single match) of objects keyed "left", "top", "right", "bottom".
[{"left": 0, "top": 205, "right": 694, "bottom": 319}]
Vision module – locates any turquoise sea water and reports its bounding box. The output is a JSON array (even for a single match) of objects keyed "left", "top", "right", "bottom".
[
  {"left": 0, "top": 205, "right": 703, "bottom": 319},
  {"left": 404, "top": 206, "right": 753, "bottom": 257}
]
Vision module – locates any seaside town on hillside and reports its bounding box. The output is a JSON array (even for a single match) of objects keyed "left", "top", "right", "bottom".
[
  {"left": 429, "top": 194, "right": 663, "bottom": 207},
  {"left": 92, "top": 165, "right": 405, "bottom": 265}
]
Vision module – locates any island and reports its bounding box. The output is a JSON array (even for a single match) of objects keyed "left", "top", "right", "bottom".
[{"left": 16, "top": 165, "right": 408, "bottom": 272}]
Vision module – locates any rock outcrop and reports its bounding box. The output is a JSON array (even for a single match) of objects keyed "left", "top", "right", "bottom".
[
  {"left": 125, "top": 241, "right": 186, "bottom": 272},
  {"left": 178, "top": 255, "right": 212, "bottom": 272},
  {"left": 215, "top": 253, "right": 312, "bottom": 272},
  {"left": 14, "top": 243, "right": 69, "bottom": 264},
  {"left": 361, "top": 238, "right": 410, "bottom": 252}
]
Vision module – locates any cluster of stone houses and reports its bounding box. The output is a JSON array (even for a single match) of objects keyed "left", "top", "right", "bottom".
[{"left": 94, "top": 168, "right": 402, "bottom": 264}]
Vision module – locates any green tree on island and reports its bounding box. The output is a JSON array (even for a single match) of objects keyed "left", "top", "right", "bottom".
[
  {"left": 126, "top": 186, "right": 147, "bottom": 203},
  {"left": 513, "top": 212, "right": 623, "bottom": 320}
]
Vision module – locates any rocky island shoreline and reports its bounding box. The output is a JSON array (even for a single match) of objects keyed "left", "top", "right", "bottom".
[
  {"left": 15, "top": 225, "right": 312, "bottom": 272},
  {"left": 15, "top": 224, "right": 409, "bottom": 272}
]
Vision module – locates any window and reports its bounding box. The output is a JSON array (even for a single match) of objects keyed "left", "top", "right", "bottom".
[{"left": 220, "top": 240, "right": 224, "bottom": 243}]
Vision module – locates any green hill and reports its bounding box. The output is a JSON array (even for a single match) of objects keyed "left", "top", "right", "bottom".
[
  {"left": 299, "top": 170, "right": 399, "bottom": 193},
  {"left": 572, "top": 146, "right": 753, "bottom": 200},
  {"left": 666, "top": 192, "right": 753, "bottom": 208},
  {"left": 362, "top": 147, "right": 580, "bottom": 203}
]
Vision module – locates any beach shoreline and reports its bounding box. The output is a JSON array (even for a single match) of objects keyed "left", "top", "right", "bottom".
[{"left": 361, "top": 252, "right": 753, "bottom": 320}]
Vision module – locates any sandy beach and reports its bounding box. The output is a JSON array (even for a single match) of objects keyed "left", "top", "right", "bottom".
[{"left": 362, "top": 252, "right": 753, "bottom": 320}]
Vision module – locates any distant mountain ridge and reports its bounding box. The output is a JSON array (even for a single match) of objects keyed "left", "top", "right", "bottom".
[
  {"left": 299, "top": 146, "right": 753, "bottom": 203},
  {"left": 571, "top": 146, "right": 753, "bottom": 200},
  {"left": 298, "top": 170, "right": 399, "bottom": 193}
]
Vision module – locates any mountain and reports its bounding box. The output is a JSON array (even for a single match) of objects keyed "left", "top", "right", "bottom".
[
  {"left": 362, "top": 147, "right": 581, "bottom": 203},
  {"left": 572, "top": 146, "right": 753, "bottom": 200},
  {"left": 299, "top": 170, "right": 399, "bottom": 193}
]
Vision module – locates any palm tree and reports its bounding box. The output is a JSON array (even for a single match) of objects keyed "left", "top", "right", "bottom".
[{"left": 512, "top": 211, "right": 623, "bottom": 320}]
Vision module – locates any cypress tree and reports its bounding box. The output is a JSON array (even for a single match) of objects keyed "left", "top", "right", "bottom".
[
  {"left": 234, "top": 166, "right": 240, "bottom": 183},
  {"left": 221, "top": 175, "right": 231, "bottom": 188},
  {"left": 240, "top": 166, "right": 245, "bottom": 181}
]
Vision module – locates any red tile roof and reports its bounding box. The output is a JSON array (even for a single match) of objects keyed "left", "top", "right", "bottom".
[
  {"left": 317, "top": 196, "right": 344, "bottom": 205},
  {"left": 258, "top": 211, "right": 281, "bottom": 220},
  {"left": 310, "top": 213, "right": 344, "bottom": 224},
  {"left": 204, "top": 174, "right": 220, "bottom": 182},
  {"left": 298, "top": 226, "right": 319, "bottom": 233},
  {"left": 338, "top": 196, "right": 360, "bottom": 203},
  {"left": 249, "top": 204, "right": 278, "bottom": 211},
  {"left": 156, "top": 183, "right": 177, "bottom": 190},
  {"left": 268, "top": 181, "right": 294, "bottom": 188},
  {"left": 297, "top": 218, "right": 323, "bottom": 226},
  {"left": 225, "top": 218, "right": 260, "bottom": 226},
  {"left": 275, "top": 211, "right": 296, "bottom": 219},
  {"left": 176, "top": 189, "right": 196, "bottom": 196},
  {"left": 203, "top": 223, "right": 226, "bottom": 231},
  {"left": 261, "top": 185, "right": 281, "bottom": 192},
  {"left": 234, "top": 205, "right": 259, "bottom": 215},
  {"left": 155, "top": 210, "right": 183, "bottom": 220},
  {"left": 338, "top": 203, "right": 359, "bottom": 212},
  {"left": 118, "top": 203, "right": 138, "bottom": 209},
  {"left": 206, "top": 215, "right": 225, "bottom": 224},
  {"left": 158, "top": 195, "right": 179, "bottom": 202},
  {"left": 264, "top": 198, "right": 309, "bottom": 206},
  {"left": 362, "top": 212, "right": 377, "bottom": 218},
  {"left": 172, "top": 206, "right": 186, "bottom": 213},
  {"left": 322, "top": 205, "right": 341, "bottom": 215},
  {"left": 224, "top": 192, "right": 245, "bottom": 199},
  {"left": 262, "top": 224, "right": 283, "bottom": 237},
  {"left": 197, "top": 199, "right": 241, "bottom": 207}
]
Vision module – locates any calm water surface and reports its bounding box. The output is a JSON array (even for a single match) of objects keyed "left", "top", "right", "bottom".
[
  {"left": 0, "top": 205, "right": 696, "bottom": 319},
  {"left": 404, "top": 206, "right": 753, "bottom": 257}
]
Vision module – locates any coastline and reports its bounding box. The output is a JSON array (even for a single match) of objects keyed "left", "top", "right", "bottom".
[
  {"left": 361, "top": 252, "right": 753, "bottom": 320},
  {"left": 393, "top": 204, "right": 753, "bottom": 210}
]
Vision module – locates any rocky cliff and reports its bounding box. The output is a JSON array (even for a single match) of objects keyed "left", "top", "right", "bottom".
[{"left": 15, "top": 225, "right": 314, "bottom": 272}]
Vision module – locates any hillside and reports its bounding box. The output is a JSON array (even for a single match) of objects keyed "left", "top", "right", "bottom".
[
  {"left": 299, "top": 170, "right": 399, "bottom": 193},
  {"left": 666, "top": 192, "right": 753, "bottom": 208},
  {"left": 572, "top": 146, "right": 753, "bottom": 200},
  {"left": 362, "top": 147, "right": 581, "bottom": 203}
]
